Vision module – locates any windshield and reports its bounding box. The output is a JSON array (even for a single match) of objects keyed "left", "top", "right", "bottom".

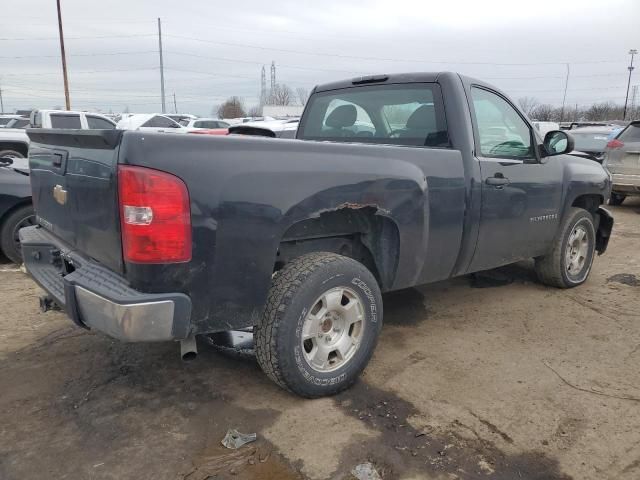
[
  {"left": 570, "top": 131, "right": 612, "bottom": 152},
  {"left": 298, "top": 83, "right": 450, "bottom": 148}
]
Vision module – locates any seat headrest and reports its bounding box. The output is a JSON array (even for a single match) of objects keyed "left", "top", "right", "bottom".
[
  {"left": 325, "top": 104, "right": 357, "bottom": 128},
  {"left": 406, "top": 104, "right": 436, "bottom": 129}
]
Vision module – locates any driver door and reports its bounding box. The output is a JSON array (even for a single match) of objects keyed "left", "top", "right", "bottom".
[{"left": 468, "top": 86, "right": 563, "bottom": 273}]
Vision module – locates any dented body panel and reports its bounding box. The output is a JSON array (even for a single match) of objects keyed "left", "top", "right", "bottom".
[{"left": 23, "top": 72, "right": 612, "bottom": 337}]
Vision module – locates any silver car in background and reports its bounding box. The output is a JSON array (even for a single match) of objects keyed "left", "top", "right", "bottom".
[{"left": 604, "top": 121, "right": 640, "bottom": 205}]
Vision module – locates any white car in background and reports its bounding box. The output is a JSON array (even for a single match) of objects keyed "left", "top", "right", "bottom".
[
  {"left": 228, "top": 118, "right": 299, "bottom": 138},
  {"left": 0, "top": 110, "right": 117, "bottom": 169},
  {"left": 30, "top": 109, "right": 117, "bottom": 129},
  {"left": 0, "top": 115, "right": 25, "bottom": 128},
  {"left": 181, "top": 118, "right": 230, "bottom": 129},
  {"left": 166, "top": 114, "right": 197, "bottom": 124},
  {"left": 532, "top": 121, "right": 560, "bottom": 138},
  {"left": 116, "top": 114, "right": 190, "bottom": 133}
]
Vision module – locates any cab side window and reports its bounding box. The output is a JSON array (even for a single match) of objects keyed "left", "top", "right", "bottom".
[{"left": 471, "top": 87, "right": 533, "bottom": 159}]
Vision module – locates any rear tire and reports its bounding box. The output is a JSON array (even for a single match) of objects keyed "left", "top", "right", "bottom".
[
  {"left": 535, "top": 207, "right": 596, "bottom": 288},
  {"left": 0, "top": 149, "right": 25, "bottom": 159},
  {"left": 255, "top": 252, "right": 382, "bottom": 398},
  {"left": 609, "top": 193, "right": 626, "bottom": 206},
  {"left": 0, "top": 204, "right": 36, "bottom": 264}
]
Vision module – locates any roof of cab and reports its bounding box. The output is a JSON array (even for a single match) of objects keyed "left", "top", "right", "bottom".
[{"left": 313, "top": 72, "right": 447, "bottom": 93}]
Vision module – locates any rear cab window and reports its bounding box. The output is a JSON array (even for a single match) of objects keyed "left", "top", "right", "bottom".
[
  {"left": 298, "top": 83, "right": 450, "bottom": 148},
  {"left": 50, "top": 114, "right": 81, "bottom": 129}
]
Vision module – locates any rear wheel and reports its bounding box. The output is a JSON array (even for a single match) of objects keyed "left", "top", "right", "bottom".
[
  {"left": 255, "top": 252, "right": 382, "bottom": 398},
  {"left": 0, "top": 149, "right": 25, "bottom": 159},
  {"left": 0, "top": 204, "right": 36, "bottom": 264},
  {"left": 609, "top": 193, "right": 626, "bottom": 206},
  {"left": 535, "top": 207, "right": 596, "bottom": 288}
]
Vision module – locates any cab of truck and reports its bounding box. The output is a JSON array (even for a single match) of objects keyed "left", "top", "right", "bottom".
[{"left": 29, "top": 110, "right": 117, "bottom": 130}]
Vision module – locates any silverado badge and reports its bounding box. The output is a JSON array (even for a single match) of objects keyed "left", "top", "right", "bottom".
[{"left": 53, "top": 184, "right": 67, "bottom": 205}]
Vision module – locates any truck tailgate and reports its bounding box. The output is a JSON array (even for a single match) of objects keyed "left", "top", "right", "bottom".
[{"left": 27, "top": 129, "right": 124, "bottom": 273}]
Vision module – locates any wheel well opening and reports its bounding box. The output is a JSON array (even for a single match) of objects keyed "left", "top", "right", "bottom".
[
  {"left": 0, "top": 199, "right": 33, "bottom": 228},
  {"left": 0, "top": 142, "right": 29, "bottom": 157},
  {"left": 276, "top": 207, "right": 399, "bottom": 290},
  {"left": 572, "top": 194, "right": 603, "bottom": 215}
]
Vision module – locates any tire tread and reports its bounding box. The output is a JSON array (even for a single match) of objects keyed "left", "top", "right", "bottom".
[
  {"left": 255, "top": 252, "right": 348, "bottom": 393},
  {"left": 535, "top": 207, "right": 595, "bottom": 288}
]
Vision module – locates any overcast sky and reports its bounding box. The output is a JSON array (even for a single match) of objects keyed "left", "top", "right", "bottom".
[{"left": 1, "top": 0, "right": 638, "bottom": 116}]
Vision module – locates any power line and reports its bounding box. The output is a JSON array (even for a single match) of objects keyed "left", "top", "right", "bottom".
[
  {"left": 0, "top": 50, "right": 156, "bottom": 59},
  {"left": 0, "top": 66, "right": 158, "bottom": 76},
  {"left": 165, "top": 34, "right": 627, "bottom": 66},
  {"left": 0, "top": 33, "right": 156, "bottom": 41}
]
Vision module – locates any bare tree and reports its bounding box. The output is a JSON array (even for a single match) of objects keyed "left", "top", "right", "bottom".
[
  {"left": 530, "top": 104, "right": 555, "bottom": 121},
  {"left": 269, "top": 84, "right": 294, "bottom": 106},
  {"left": 584, "top": 102, "right": 617, "bottom": 121},
  {"left": 217, "top": 97, "right": 246, "bottom": 119},
  {"left": 296, "top": 87, "right": 310, "bottom": 106},
  {"left": 123, "top": 105, "right": 130, "bottom": 114},
  {"left": 247, "top": 105, "right": 262, "bottom": 117},
  {"left": 518, "top": 97, "right": 539, "bottom": 117}
]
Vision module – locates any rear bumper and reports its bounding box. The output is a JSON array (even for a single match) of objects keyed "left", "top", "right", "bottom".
[
  {"left": 19, "top": 226, "right": 192, "bottom": 342},
  {"left": 611, "top": 173, "right": 640, "bottom": 194}
]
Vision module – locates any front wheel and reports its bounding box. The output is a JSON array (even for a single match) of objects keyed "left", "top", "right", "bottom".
[
  {"left": 255, "top": 252, "right": 383, "bottom": 398},
  {"left": 535, "top": 207, "right": 596, "bottom": 288}
]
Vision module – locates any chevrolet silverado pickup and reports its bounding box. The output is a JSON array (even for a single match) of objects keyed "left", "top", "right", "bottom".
[{"left": 21, "top": 72, "right": 613, "bottom": 397}]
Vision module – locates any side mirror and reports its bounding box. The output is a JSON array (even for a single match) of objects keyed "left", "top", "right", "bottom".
[
  {"left": 0, "top": 156, "right": 14, "bottom": 167},
  {"left": 543, "top": 130, "right": 574, "bottom": 156}
]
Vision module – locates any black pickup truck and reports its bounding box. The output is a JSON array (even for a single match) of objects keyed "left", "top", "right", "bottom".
[{"left": 21, "top": 72, "right": 613, "bottom": 397}]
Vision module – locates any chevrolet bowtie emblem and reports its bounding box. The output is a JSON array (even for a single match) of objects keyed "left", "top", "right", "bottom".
[{"left": 53, "top": 184, "right": 67, "bottom": 205}]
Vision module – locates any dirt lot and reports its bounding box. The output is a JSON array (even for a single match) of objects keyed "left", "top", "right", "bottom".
[{"left": 1, "top": 199, "right": 639, "bottom": 480}]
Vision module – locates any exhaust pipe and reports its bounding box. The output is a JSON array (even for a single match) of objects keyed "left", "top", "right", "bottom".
[{"left": 180, "top": 335, "right": 198, "bottom": 361}]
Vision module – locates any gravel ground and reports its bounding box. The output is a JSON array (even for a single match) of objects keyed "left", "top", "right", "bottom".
[{"left": 1, "top": 199, "right": 639, "bottom": 480}]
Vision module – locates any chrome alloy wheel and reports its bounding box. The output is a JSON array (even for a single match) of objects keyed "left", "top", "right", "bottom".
[
  {"left": 566, "top": 225, "right": 589, "bottom": 275},
  {"left": 301, "top": 286, "right": 365, "bottom": 373}
]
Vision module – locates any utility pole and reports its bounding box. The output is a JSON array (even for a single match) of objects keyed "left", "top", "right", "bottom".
[
  {"left": 623, "top": 49, "right": 637, "bottom": 120},
  {"left": 173, "top": 93, "right": 177, "bottom": 113},
  {"left": 260, "top": 65, "right": 267, "bottom": 106},
  {"left": 270, "top": 61, "right": 276, "bottom": 94},
  {"left": 560, "top": 63, "right": 570, "bottom": 123},
  {"left": 56, "top": 0, "right": 71, "bottom": 110},
  {"left": 631, "top": 85, "right": 638, "bottom": 119},
  {"left": 0, "top": 81, "right": 4, "bottom": 113},
  {"left": 158, "top": 17, "right": 166, "bottom": 113}
]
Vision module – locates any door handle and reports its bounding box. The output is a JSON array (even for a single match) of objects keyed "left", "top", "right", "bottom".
[{"left": 486, "top": 175, "right": 510, "bottom": 187}]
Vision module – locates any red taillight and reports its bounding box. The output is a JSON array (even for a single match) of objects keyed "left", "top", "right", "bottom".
[
  {"left": 118, "top": 165, "right": 191, "bottom": 263},
  {"left": 607, "top": 139, "right": 624, "bottom": 149}
]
